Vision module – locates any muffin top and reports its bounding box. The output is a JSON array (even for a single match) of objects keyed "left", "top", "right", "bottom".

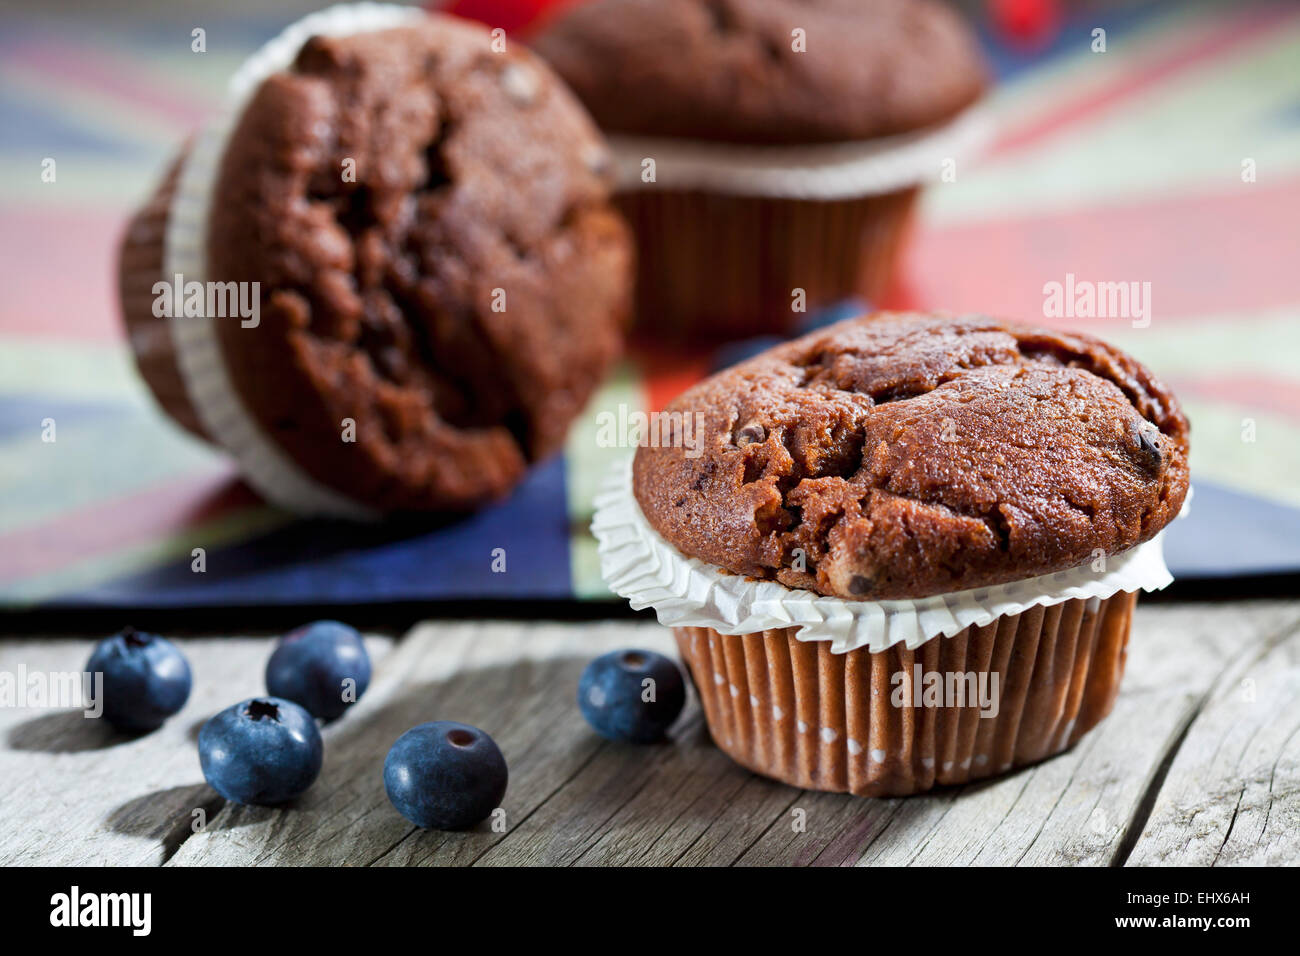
[
  {"left": 205, "top": 18, "right": 631, "bottom": 511},
  {"left": 531, "top": 0, "right": 987, "bottom": 145},
  {"left": 633, "top": 314, "right": 1190, "bottom": 600}
]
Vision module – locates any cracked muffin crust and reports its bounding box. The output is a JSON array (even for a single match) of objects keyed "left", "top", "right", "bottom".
[
  {"left": 134, "top": 17, "right": 632, "bottom": 513},
  {"left": 633, "top": 314, "right": 1190, "bottom": 600},
  {"left": 531, "top": 0, "right": 987, "bottom": 145}
]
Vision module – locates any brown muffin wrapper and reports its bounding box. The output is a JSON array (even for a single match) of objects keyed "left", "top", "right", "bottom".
[
  {"left": 117, "top": 151, "right": 211, "bottom": 442},
  {"left": 616, "top": 186, "right": 918, "bottom": 342},
  {"left": 675, "top": 591, "right": 1136, "bottom": 797}
]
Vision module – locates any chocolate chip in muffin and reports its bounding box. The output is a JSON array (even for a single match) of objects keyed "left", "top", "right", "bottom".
[
  {"left": 1134, "top": 420, "right": 1164, "bottom": 473},
  {"left": 633, "top": 314, "right": 1190, "bottom": 600},
  {"left": 847, "top": 574, "right": 874, "bottom": 597}
]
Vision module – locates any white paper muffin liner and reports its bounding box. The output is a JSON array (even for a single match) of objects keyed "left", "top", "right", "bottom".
[
  {"left": 593, "top": 456, "right": 1178, "bottom": 655},
  {"left": 163, "top": 3, "right": 427, "bottom": 519},
  {"left": 607, "top": 106, "right": 993, "bottom": 200}
]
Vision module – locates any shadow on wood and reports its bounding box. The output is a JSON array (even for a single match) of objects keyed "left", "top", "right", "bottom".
[
  {"left": 105, "top": 783, "right": 225, "bottom": 860},
  {"left": 7, "top": 710, "right": 139, "bottom": 753}
]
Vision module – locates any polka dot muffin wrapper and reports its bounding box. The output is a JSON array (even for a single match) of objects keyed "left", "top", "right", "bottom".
[
  {"left": 675, "top": 593, "right": 1135, "bottom": 797},
  {"left": 158, "top": 4, "right": 428, "bottom": 519}
]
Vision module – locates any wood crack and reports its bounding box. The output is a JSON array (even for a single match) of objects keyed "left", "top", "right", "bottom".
[
  {"left": 1114, "top": 612, "right": 1300, "bottom": 866},
  {"left": 1212, "top": 786, "right": 1245, "bottom": 866},
  {"left": 467, "top": 739, "right": 609, "bottom": 866},
  {"left": 159, "top": 791, "right": 226, "bottom": 865}
]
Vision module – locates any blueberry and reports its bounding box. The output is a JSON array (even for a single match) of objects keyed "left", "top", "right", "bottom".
[
  {"left": 797, "top": 297, "right": 872, "bottom": 334},
  {"left": 265, "top": 620, "right": 371, "bottom": 721},
  {"left": 384, "top": 721, "right": 508, "bottom": 830},
  {"left": 578, "top": 649, "right": 686, "bottom": 743},
  {"left": 86, "top": 627, "right": 192, "bottom": 732},
  {"left": 198, "top": 697, "right": 323, "bottom": 806}
]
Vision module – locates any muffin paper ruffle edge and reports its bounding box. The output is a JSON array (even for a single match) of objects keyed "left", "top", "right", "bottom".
[
  {"left": 592, "top": 456, "right": 1175, "bottom": 655},
  {"left": 606, "top": 106, "right": 994, "bottom": 200}
]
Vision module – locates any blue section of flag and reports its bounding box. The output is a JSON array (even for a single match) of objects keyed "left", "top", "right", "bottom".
[
  {"left": 0, "top": 93, "right": 148, "bottom": 157},
  {"left": 0, "top": 396, "right": 128, "bottom": 440},
  {"left": 1163, "top": 482, "right": 1300, "bottom": 579},
  {"left": 5, "top": 3, "right": 1299, "bottom": 610},
  {"left": 976, "top": 0, "right": 1179, "bottom": 82},
  {"left": 68, "top": 456, "right": 575, "bottom": 607}
]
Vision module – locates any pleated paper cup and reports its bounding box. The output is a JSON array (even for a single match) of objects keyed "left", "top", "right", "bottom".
[
  {"left": 594, "top": 457, "right": 1174, "bottom": 797},
  {"left": 675, "top": 593, "right": 1134, "bottom": 797},
  {"left": 607, "top": 108, "right": 991, "bottom": 342},
  {"left": 118, "top": 149, "right": 209, "bottom": 441},
  {"left": 616, "top": 187, "right": 918, "bottom": 342}
]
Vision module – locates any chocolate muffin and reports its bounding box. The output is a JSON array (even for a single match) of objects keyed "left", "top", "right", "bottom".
[
  {"left": 530, "top": 0, "right": 989, "bottom": 340},
  {"left": 533, "top": 0, "right": 986, "bottom": 145},
  {"left": 634, "top": 313, "right": 1190, "bottom": 599},
  {"left": 120, "top": 12, "right": 633, "bottom": 514},
  {"left": 597, "top": 313, "right": 1190, "bottom": 796}
]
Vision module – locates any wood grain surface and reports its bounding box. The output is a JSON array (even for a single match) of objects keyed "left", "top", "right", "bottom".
[{"left": 1, "top": 602, "right": 1297, "bottom": 866}]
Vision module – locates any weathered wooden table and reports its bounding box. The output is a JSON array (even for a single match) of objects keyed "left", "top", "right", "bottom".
[{"left": 2, "top": 599, "right": 1297, "bottom": 866}]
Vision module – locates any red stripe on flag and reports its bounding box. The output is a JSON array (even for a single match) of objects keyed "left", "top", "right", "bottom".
[
  {"left": 1177, "top": 374, "right": 1300, "bottom": 422},
  {"left": 633, "top": 345, "right": 712, "bottom": 414},
  {"left": 0, "top": 469, "right": 262, "bottom": 583},
  {"left": 0, "top": 208, "right": 127, "bottom": 341},
  {"left": 5, "top": 42, "right": 208, "bottom": 128},
  {"left": 438, "top": 0, "right": 591, "bottom": 37},
  {"left": 903, "top": 180, "right": 1300, "bottom": 324},
  {"left": 991, "top": 3, "right": 1300, "bottom": 157}
]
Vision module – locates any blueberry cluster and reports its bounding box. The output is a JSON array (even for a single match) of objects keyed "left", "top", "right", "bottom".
[
  {"left": 86, "top": 620, "right": 374, "bottom": 807},
  {"left": 86, "top": 624, "right": 691, "bottom": 833},
  {"left": 198, "top": 620, "right": 369, "bottom": 805}
]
